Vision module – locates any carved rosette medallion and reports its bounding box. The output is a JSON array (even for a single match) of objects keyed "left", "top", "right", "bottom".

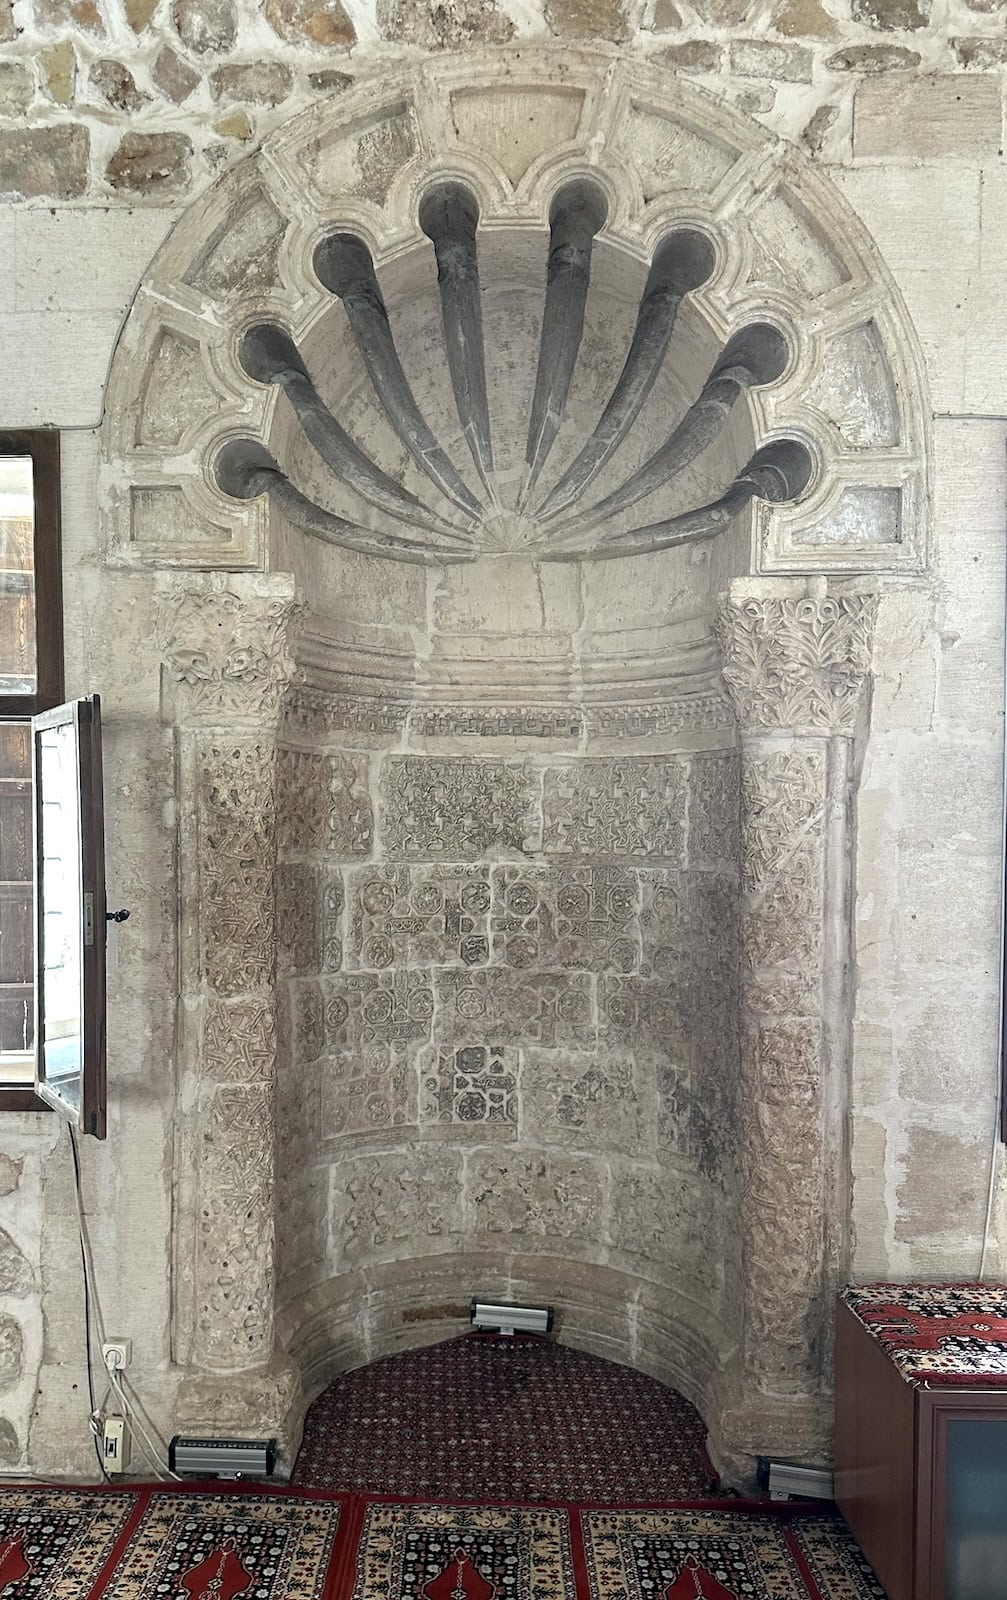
[{"left": 715, "top": 587, "right": 878, "bottom": 737}]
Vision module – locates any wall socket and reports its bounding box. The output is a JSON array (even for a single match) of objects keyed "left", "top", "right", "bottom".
[
  {"left": 101, "top": 1339, "right": 131, "bottom": 1371},
  {"left": 102, "top": 1416, "right": 130, "bottom": 1474}
]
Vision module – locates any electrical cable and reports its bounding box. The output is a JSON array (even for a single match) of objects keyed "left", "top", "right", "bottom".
[
  {"left": 979, "top": 451, "right": 1007, "bottom": 1281},
  {"left": 70, "top": 1126, "right": 178, "bottom": 1481},
  {"left": 68, "top": 1125, "right": 111, "bottom": 1483}
]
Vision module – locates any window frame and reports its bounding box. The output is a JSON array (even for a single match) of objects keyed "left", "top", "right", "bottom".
[{"left": 0, "top": 431, "right": 63, "bottom": 1112}]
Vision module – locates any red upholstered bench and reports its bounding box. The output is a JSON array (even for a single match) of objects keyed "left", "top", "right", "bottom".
[{"left": 835, "top": 1283, "right": 1007, "bottom": 1600}]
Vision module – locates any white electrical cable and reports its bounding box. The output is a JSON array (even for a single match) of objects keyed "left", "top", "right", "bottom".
[
  {"left": 68, "top": 1126, "right": 176, "bottom": 1480},
  {"left": 102, "top": 1360, "right": 179, "bottom": 1482},
  {"left": 980, "top": 444, "right": 1007, "bottom": 1282}
]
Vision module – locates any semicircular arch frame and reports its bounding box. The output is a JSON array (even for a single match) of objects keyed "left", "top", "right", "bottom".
[{"left": 100, "top": 45, "right": 931, "bottom": 580}]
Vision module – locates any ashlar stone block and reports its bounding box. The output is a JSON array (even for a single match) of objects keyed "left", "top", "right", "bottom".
[
  {"left": 542, "top": 759, "right": 687, "bottom": 861},
  {"left": 420, "top": 1044, "right": 518, "bottom": 1138},
  {"left": 320, "top": 1042, "right": 418, "bottom": 1146},
  {"left": 490, "top": 865, "right": 641, "bottom": 973},
  {"left": 381, "top": 757, "right": 538, "bottom": 859},
  {"left": 853, "top": 74, "right": 1003, "bottom": 159},
  {"left": 331, "top": 1151, "right": 464, "bottom": 1266},
  {"left": 522, "top": 1047, "right": 655, "bottom": 1159},
  {"left": 346, "top": 864, "right": 491, "bottom": 971},
  {"left": 436, "top": 969, "right": 595, "bottom": 1050}
]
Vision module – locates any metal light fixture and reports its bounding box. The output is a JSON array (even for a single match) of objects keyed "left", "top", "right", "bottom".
[
  {"left": 168, "top": 1436, "right": 277, "bottom": 1478},
  {"left": 469, "top": 1300, "right": 554, "bottom": 1336}
]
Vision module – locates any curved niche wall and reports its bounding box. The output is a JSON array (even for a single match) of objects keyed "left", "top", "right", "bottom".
[{"left": 104, "top": 48, "right": 929, "bottom": 1480}]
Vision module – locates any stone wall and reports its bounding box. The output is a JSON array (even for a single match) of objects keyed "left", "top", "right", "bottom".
[
  {"left": 2, "top": 0, "right": 1007, "bottom": 206},
  {"left": 0, "top": 12, "right": 1004, "bottom": 1488}
]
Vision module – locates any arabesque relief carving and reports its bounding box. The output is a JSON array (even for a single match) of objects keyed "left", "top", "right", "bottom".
[
  {"left": 160, "top": 582, "right": 304, "bottom": 725},
  {"left": 716, "top": 589, "right": 878, "bottom": 736}
]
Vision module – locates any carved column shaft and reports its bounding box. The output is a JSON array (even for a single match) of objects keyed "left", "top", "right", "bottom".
[
  {"left": 716, "top": 583, "right": 876, "bottom": 1415},
  {"left": 161, "top": 580, "right": 302, "bottom": 1376}
]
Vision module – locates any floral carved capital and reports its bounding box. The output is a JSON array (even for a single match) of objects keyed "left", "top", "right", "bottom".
[
  {"left": 159, "top": 580, "right": 304, "bottom": 727},
  {"left": 715, "top": 586, "right": 878, "bottom": 736}
]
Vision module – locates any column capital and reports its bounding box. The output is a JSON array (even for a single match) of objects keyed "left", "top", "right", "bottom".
[
  {"left": 158, "top": 575, "right": 304, "bottom": 728},
  {"left": 715, "top": 578, "right": 878, "bottom": 737}
]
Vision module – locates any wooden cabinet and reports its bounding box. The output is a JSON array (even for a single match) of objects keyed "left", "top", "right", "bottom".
[{"left": 835, "top": 1296, "right": 1007, "bottom": 1600}]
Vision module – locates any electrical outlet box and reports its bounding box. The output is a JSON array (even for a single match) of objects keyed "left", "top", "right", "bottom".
[
  {"left": 101, "top": 1339, "right": 131, "bottom": 1371},
  {"left": 102, "top": 1416, "right": 129, "bottom": 1475}
]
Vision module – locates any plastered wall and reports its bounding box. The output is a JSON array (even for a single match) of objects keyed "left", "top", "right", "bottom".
[{"left": 0, "top": 3, "right": 1004, "bottom": 1481}]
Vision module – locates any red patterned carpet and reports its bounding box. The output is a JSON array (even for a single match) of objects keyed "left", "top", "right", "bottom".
[
  {"left": 291, "top": 1333, "right": 719, "bottom": 1501},
  {"left": 0, "top": 1485, "right": 887, "bottom": 1600}
]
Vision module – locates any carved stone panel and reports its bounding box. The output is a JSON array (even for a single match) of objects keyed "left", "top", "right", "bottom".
[
  {"left": 599, "top": 975, "right": 682, "bottom": 1051},
  {"left": 160, "top": 584, "right": 304, "bottom": 725},
  {"left": 521, "top": 1047, "right": 655, "bottom": 1160},
  {"left": 330, "top": 1151, "right": 465, "bottom": 1267},
  {"left": 289, "top": 978, "right": 325, "bottom": 1065},
  {"left": 197, "top": 739, "right": 276, "bottom": 998},
  {"left": 687, "top": 751, "right": 741, "bottom": 869},
  {"left": 323, "top": 971, "right": 435, "bottom": 1052},
  {"left": 204, "top": 1000, "right": 275, "bottom": 1083},
  {"left": 740, "top": 748, "right": 826, "bottom": 989},
  {"left": 542, "top": 759, "right": 687, "bottom": 860},
  {"left": 381, "top": 757, "right": 538, "bottom": 859},
  {"left": 420, "top": 1044, "right": 518, "bottom": 1139},
  {"left": 276, "top": 863, "right": 321, "bottom": 978},
  {"left": 194, "top": 1083, "right": 275, "bottom": 1369},
  {"left": 346, "top": 864, "right": 491, "bottom": 970},
  {"left": 490, "top": 865, "right": 640, "bottom": 973},
  {"left": 740, "top": 1018, "right": 825, "bottom": 1384},
  {"left": 467, "top": 1150, "right": 607, "bottom": 1249},
  {"left": 435, "top": 970, "right": 595, "bottom": 1050},
  {"left": 277, "top": 749, "right": 373, "bottom": 857},
  {"left": 608, "top": 1166, "right": 720, "bottom": 1300},
  {"left": 320, "top": 1043, "right": 418, "bottom": 1148}
]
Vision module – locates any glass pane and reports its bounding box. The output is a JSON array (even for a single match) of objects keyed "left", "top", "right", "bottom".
[
  {"left": 944, "top": 1417, "right": 1007, "bottom": 1599},
  {"left": 0, "top": 457, "right": 35, "bottom": 697},
  {"left": 0, "top": 721, "right": 33, "bottom": 1081},
  {"left": 37, "top": 718, "right": 82, "bottom": 1109}
]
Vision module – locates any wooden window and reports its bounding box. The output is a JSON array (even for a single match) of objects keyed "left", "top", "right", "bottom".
[{"left": 0, "top": 433, "right": 64, "bottom": 1113}]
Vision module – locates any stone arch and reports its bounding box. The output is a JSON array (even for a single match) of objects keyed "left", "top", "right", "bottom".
[
  {"left": 103, "top": 45, "right": 929, "bottom": 578},
  {"left": 121, "top": 47, "right": 928, "bottom": 1483}
]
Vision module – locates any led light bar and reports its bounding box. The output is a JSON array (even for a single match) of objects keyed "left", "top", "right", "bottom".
[
  {"left": 470, "top": 1300, "right": 554, "bottom": 1335},
  {"left": 168, "top": 1436, "right": 277, "bottom": 1478},
  {"left": 766, "top": 1461, "right": 834, "bottom": 1501}
]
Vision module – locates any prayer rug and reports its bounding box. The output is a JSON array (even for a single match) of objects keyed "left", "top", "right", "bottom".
[
  {"left": 843, "top": 1282, "right": 1007, "bottom": 1386},
  {"left": 293, "top": 1333, "right": 719, "bottom": 1500},
  {"left": 579, "top": 1506, "right": 888, "bottom": 1600},
  {"left": 91, "top": 1485, "right": 349, "bottom": 1600},
  {"left": 348, "top": 1498, "right": 576, "bottom": 1600},
  {"left": 0, "top": 1486, "right": 137, "bottom": 1598},
  {"left": 0, "top": 1487, "right": 887, "bottom": 1599}
]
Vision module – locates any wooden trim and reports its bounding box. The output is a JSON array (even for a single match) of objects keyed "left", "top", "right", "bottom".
[
  {"left": 920, "top": 1390, "right": 1007, "bottom": 1600},
  {"left": 834, "top": 1298, "right": 917, "bottom": 1600},
  {"left": 32, "top": 696, "right": 106, "bottom": 1140},
  {"left": 0, "top": 1086, "right": 51, "bottom": 1113},
  {"left": 0, "top": 429, "right": 63, "bottom": 720}
]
